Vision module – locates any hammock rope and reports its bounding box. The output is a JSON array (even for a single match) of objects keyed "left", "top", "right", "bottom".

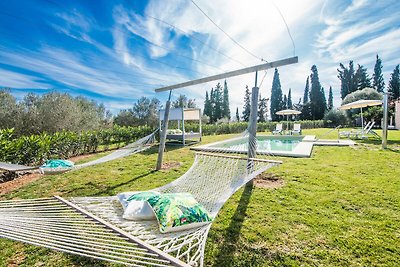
[
  {"left": 41, "top": 130, "right": 158, "bottom": 174},
  {"left": 1, "top": 146, "right": 281, "bottom": 266}
]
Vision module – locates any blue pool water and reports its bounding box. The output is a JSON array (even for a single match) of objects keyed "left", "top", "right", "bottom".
[{"left": 209, "top": 136, "right": 302, "bottom": 153}]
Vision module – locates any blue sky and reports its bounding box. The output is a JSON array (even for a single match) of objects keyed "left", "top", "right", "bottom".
[{"left": 1, "top": 0, "right": 399, "bottom": 114}]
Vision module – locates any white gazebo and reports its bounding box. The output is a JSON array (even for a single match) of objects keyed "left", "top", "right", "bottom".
[{"left": 159, "top": 107, "right": 202, "bottom": 145}]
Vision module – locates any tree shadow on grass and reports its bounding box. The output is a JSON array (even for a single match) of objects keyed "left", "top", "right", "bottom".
[
  {"left": 213, "top": 181, "right": 254, "bottom": 267},
  {"left": 88, "top": 170, "right": 156, "bottom": 196}
]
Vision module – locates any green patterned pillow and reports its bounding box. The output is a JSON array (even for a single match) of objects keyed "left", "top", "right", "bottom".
[
  {"left": 147, "top": 193, "right": 213, "bottom": 233},
  {"left": 117, "top": 191, "right": 160, "bottom": 220}
]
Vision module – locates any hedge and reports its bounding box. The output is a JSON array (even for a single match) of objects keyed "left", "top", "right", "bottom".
[
  {"left": 0, "top": 120, "right": 324, "bottom": 166},
  {"left": 185, "top": 120, "right": 324, "bottom": 136},
  {"left": 0, "top": 126, "right": 153, "bottom": 166}
]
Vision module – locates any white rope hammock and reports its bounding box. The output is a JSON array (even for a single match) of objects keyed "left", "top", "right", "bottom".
[
  {"left": 40, "top": 130, "right": 158, "bottom": 174},
  {"left": 0, "top": 152, "right": 281, "bottom": 266}
]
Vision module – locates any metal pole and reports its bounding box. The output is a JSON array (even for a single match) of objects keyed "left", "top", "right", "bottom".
[
  {"left": 360, "top": 107, "right": 364, "bottom": 137},
  {"left": 248, "top": 71, "right": 259, "bottom": 162},
  {"left": 156, "top": 91, "right": 172, "bottom": 170},
  {"left": 382, "top": 92, "right": 388, "bottom": 149}
]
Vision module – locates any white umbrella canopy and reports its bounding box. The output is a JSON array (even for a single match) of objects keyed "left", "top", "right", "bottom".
[
  {"left": 276, "top": 109, "right": 302, "bottom": 115},
  {"left": 339, "top": 99, "right": 383, "bottom": 137},
  {"left": 276, "top": 109, "right": 302, "bottom": 131},
  {"left": 339, "top": 99, "right": 382, "bottom": 110}
]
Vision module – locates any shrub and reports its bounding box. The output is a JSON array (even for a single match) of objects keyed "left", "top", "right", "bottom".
[
  {"left": 323, "top": 110, "right": 349, "bottom": 128},
  {"left": 0, "top": 126, "right": 154, "bottom": 165}
]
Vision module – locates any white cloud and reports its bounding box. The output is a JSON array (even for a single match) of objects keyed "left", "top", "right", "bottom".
[
  {"left": 3, "top": 0, "right": 400, "bottom": 114},
  {"left": 0, "top": 69, "right": 50, "bottom": 89}
]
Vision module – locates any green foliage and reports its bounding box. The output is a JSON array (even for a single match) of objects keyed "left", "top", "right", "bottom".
[
  {"left": 356, "top": 64, "right": 372, "bottom": 89},
  {"left": 203, "top": 91, "right": 212, "bottom": 121},
  {"left": 0, "top": 89, "right": 20, "bottom": 130},
  {"left": 303, "top": 76, "right": 310, "bottom": 104},
  {"left": 0, "top": 125, "right": 153, "bottom": 165},
  {"left": 362, "top": 106, "right": 390, "bottom": 123},
  {"left": 282, "top": 94, "right": 287, "bottom": 110},
  {"left": 338, "top": 61, "right": 359, "bottom": 99},
  {"left": 184, "top": 120, "right": 324, "bottom": 136},
  {"left": 310, "top": 65, "right": 327, "bottom": 119},
  {"left": 4, "top": 130, "right": 400, "bottom": 265},
  {"left": 172, "top": 94, "right": 196, "bottom": 109},
  {"left": 270, "top": 68, "right": 283, "bottom": 121},
  {"left": 212, "top": 83, "right": 223, "bottom": 122},
  {"left": 242, "top": 86, "right": 251, "bottom": 122},
  {"left": 342, "top": 87, "right": 383, "bottom": 105},
  {"left": 222, "top": 80, "right": 230, "bottom": 120},
  {"left": 373, "top": 54, "right": 385, "bottom": 93},
  {"left": 204, "top": 82, "right": 229, "bottom": 124},
  {"left": 287, "top": 89, "right": 292, "bottom": 109},
  {"left": 235, "top": 107, "right": 240, "bottom": 122},
  {"left": 328, "top": 86, "right": 334, "bottom": 110},
  {"left": 388, "top": 65, "right": 400, "bottom": 100},
  {"left": 257, "top": 95, "right": 267, "bottom": 123},
  {"left": 0, "top": 90, "right": 111, "bottom": 135},
  {"left": 342, "top": 88, "right": 383, "bottom": 124},
  {"left": 323, "top": 109, "right": 348, "bottom": 127}
]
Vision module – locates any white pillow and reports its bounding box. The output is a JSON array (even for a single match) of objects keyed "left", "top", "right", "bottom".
[{"left": 117, "top": 191, "right": 160, "bottom": 220}]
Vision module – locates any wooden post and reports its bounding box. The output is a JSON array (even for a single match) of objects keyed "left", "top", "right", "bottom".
[
  {"left": 182, "top": 108, "right": 185, "bottom": 146},
  {"left": 382, "top": 92, "right": 388, "bottom": 149},
  {"left": 247, "top": 72, "right": 259, "bottom": 169},
  {"left": 199, "top": 109, "right": 202, "bottom": 142},
  {"left": 156, "top": 92, "right": 172, "bottom": 170},
  {"left": 155, "top": 57, "right": 298, "bottom": 93}
]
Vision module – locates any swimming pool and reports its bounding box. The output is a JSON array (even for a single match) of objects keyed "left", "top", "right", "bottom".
[{"left": 192, "top": 135, "right": 314, "bottom": 157}]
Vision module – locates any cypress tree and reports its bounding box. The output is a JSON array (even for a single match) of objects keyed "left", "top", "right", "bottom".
[
  {"left": 222, "top": 80, "right": 230, "bottom": 119},
  {"left": 388, "top": 65, "right": 400, "bottom": 100},
  {"left": 301, "top": 77, "right": 312, "bottom": 120},
  {"left": 356, "top": 64, "right": 371, "bottom": 90},
  {"left": 283, "top": 94, "right": 287, "bottom": 110},
  {"left": 203, "top": 91, "right": 212, "bottom": 123},
  {"left": 338, "top": 61, "right": 357, "bottom": 99},
  {"left": 213, "top": 83, "right": 223, "bottom": 122},
  {"left": 270, "top": 68, "right": 283, "bottom": 121},
  {"left": 310, "top": 65, "right": 326, "bottom": 119},
  {"left": 209, "top": 88, "right": 215, "bottom": 123},
  {"left": 303, "top": 77, "right": 310, "bottom": 104},
  {"left": 321, "top": 87, "right": 327, "bottom": 112},
  {"left": 373, "top": 54, "right": 385, "bottom": 92},
  {"left": 242, "top": 85, "right": 251, "bottom": 122},
  {"left": 236, "top": 107, "right": 240, "bottom": 122},
  {"left": 287, "top": 89, "right": 292, "bottom": 109},
  {"left": 258, "top": 94, "right": 267, "bottom": 122},
  {"left": 328, "top": 86, "right": 334, "bottom": 110}
]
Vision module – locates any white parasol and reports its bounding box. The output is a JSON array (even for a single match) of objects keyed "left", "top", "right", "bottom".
[
  {"left": 339, "top": 99, "right": 382, "bottom": 136},
  {"left": 276, "top": 109, "right": 302, "bottom": 131}
]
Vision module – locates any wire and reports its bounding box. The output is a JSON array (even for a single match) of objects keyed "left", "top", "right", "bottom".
[
  {"left": 0, "top": 31, "right": 177, "bottom": 85},
  {"left": 0, "top": 9, "right": 208, "bottom": 77},
  {"left": 144, "top": 14, "right": 247, "bottom": 67},
  {"left": 272, "top": 0, "right": 296, "bottom": 56},
  {"left": 190, "top": 0, "right": 262, "bottom": 61},
  {"left": 42, "top": 0, "right": 227, "bottom": 73},
  {"left": 258, "top": 70, "right": 268, "bottom": 88}
]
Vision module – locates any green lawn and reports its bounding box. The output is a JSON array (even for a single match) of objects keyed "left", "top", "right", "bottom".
[{"left": 1, "top": 129, "right": 400, "bottom": 266}]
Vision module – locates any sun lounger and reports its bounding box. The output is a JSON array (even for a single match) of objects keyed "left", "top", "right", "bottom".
[
  {"left": 291, "top": 123, "right": 302, "bottom": 135},
  {"left": 340, "top": 121, "right": 371, "bottom": 138},
  {"left": 0, "top": 162, "right": 37, "bottom": 172},
  {"left": 272, "top": 123, "right": 283, "bottom": 135}
]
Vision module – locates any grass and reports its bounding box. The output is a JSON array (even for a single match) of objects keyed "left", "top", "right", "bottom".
[{"left": 1, "top": 129, "right": 400, "bottom": 266}]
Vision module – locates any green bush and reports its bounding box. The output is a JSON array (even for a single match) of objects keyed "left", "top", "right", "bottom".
[
  {"left": 0, "top": 126, "right": 154, "bottom": 165},
  {"left": 185, "top": 120, "right": 324, "bottom": 135},
  {"left": 323, "top": 110, "right": 349, "bottom": 128}
]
